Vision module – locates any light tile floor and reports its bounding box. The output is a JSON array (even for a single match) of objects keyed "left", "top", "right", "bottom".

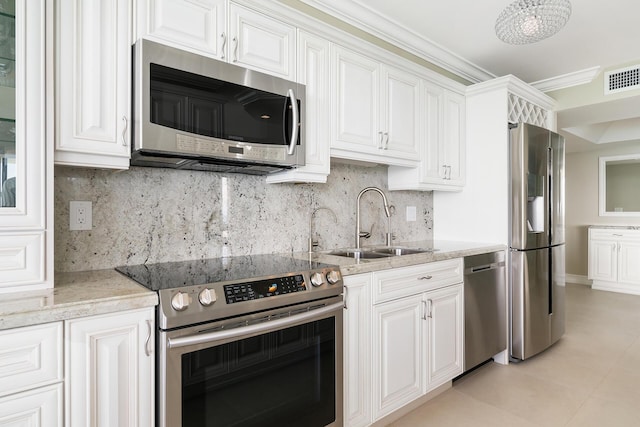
[{"left": 389, "top": 283, "right": 640, "bottom": 426}]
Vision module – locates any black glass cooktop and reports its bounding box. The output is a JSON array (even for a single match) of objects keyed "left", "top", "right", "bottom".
[{"left": 116, "top": 255, "right": 335, "bottom": 292}]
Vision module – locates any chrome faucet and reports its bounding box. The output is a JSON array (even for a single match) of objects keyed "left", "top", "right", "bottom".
[
  {"left": 308, "top": 207, "right": 337, "bottom": 254},
  {"left": 356, "top": 187, "right": 392, "bottom": 249}
]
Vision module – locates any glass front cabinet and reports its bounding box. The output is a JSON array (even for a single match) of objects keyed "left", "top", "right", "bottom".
[{"left": 0, "top": 0, "right": 51, "bottom": 293}]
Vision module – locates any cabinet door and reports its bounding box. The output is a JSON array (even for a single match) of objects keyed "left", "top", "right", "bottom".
[
  {"left": 421, "top": 81, "right": 445, "bottom": 183},
  {"left": 442, "top": 90, "right": 465, "bottom": 186},
  {"left": 331, "top": 45, "right": 379, "bottom": 156},
  {"left": 618, "top": 240, "right": 640, "bottom": 285},
  {"left": 0, "top": 0, "right": 49, "bottom": 292},
  {"left": 55, "top": 0, "right": 131, "bottom": 169},
  {"left": 0, "top": 383, "right": 62, "bottom": 427},
  {"left": 266, "top": 30, "right": 330, "bottom": 184},
  {"left": 380, "top": 65, "right": 420, "bottom": 160},
  {"left": 588, "top": 239, "right": 618, "bottom": 282},
  {"left": 228, "top": 4, "right": 295, "bottom": 80},
  {"left": 65, "top": 308, "right": 155, "bottom": 427},
  {"left": 425, "top": 284, "right": 463, "bottom": 391},
  {"left": 372, "top": 295, "right": 423, "bottom": 420},
  {"left": 139, "top": 0, "right": 226, "bottom": 59},
  {"left": 343, "top": 274, "right": 372, "bottom": 427}
]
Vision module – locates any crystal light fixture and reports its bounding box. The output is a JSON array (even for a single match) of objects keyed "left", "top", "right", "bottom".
[{"left": 495, "top": 0, "right": 572, "bottom": 45}]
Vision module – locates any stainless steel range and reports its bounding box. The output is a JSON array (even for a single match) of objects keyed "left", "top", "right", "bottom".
[{"left": 117, "top": 255, "right": 344, "bottom": 427}]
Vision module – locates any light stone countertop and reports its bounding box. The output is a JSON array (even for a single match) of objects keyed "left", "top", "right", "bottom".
[
  {"left": 0, "top": 269, "right": 158, "bottom": 331},
  {"left": 0, "top": 240, "right": 502, "bottom": 331},
  {"left": 295, "top": 240, "right": 507, "bottom": 276},
  {"left": 589, "top": 225, "right": 640, "bottom": 230}
]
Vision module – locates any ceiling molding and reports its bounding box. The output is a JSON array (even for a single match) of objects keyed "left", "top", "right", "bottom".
[
  {"left": 466, "top": 75, "right": 557, "bottom": 110},
  {"left": 531, "top": 66, "right": 602, "bottom": 93},
  {"left": 299, "top": 0, "right": 496, "bottom": 84}
]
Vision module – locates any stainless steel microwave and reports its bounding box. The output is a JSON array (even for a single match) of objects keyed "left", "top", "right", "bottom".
[{"left": 131, "top": 39, "right": 305, "bottom": 174}]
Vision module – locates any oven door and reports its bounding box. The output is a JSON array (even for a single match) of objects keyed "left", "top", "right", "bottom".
[{"left": 158, "top": 297, "right": 344, "bottom": 427}]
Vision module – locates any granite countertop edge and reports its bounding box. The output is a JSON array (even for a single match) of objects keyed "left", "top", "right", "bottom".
[
  {"left": 295, "top": 240, "right": 507, "bottom": 276},
  {"left": 0, "top": 240, "right": 503, "bottom": 331},
  {"left": 0, "top": 269, "right": 158, "bottom": 331}
]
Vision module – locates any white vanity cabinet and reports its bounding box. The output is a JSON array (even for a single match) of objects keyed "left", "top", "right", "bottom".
[
  {"left": 138, "top": 0, "right": 295, "bottom": 80},
  {"left": 343, "top": 259, "right": 464, "bottom": 426},
  {"left": 0, "top": 0, "right": 51, "bottom": 293},
  {"left": 54, "top": 0, "right": 132, "bottom": 169},
  {"left": 0, "top": 322, "right": 63, "bottom": 427},
  {"left": 65, "top": 308, "right": 155, "bottom": 427},
  {"left": 588, "top": 227, "right": 640, "bottom": 295},
  {"left": 331, "top": 44, "right": 420, "bottom": 166}
]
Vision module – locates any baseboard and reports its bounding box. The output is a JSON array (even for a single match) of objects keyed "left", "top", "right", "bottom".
[{"left": 566, "top": 274, "right": 590, "bottom": 286}]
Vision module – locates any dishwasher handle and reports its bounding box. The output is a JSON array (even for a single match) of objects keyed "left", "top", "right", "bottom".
[{"left": 464, "top": 261, "right": 505, "bottom": 275}]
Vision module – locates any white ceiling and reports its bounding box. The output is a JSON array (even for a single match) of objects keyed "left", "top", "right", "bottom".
[{"left": 302, "top": 0, "right": 640, "bottom": 152}]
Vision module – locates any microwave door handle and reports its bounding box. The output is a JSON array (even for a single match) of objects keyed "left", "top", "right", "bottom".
[{"left": 287, "top": 89, "right": 299, "bottom": 155}]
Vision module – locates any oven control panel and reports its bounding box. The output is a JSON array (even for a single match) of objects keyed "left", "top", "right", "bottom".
[{"left": 224, "top": 274, "right": 307, "bottom": 304}]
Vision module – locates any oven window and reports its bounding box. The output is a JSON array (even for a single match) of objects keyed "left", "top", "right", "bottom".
[{"left": 182, "top": 317, "right": 336, "bottom": 427}]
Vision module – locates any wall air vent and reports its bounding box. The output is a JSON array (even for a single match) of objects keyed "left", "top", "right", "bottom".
[{"left": 604, "top": 65, "right": 640, "bottom": 94}]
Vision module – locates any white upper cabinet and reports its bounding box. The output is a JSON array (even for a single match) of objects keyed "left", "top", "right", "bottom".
[
  {"left": 331, "top": 44, "right": 420, "bottom": 166},
  {"left": 138, "top": 0, "right": 226, "bottom": 59},
  {"left": 0, "top": 0, "right": 51, "bottom": 292},
  {"left": 228, "top": 3, "right": 296, "bottom": 80},
  {"left": 140, "top": 1, "right": 296, "bottom": 80},
  {"left": 266, "top": 30, "right": 330, "bottom": 184},
  {"left": 388, "top": 81, "right": 466, "bottom": 191},
  {"left": 54, "top": 0, "right": 132, "bottom": 169}
]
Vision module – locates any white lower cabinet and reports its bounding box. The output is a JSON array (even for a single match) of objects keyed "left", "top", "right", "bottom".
[
  {"left": 0, "top": 384, "right": 63, "bottom": 427},
  {"left": 344, "top": 260, "right": 464, "bottom": 426},
  {"left": 588, "top": 227, "right": 640, "bottom": 295},
  {"left": 0, "top": 322, "right": 63, "bottom": 427},
  {"left": 65, "top": 308, "right": 155, "bottom": 427},
  {"left": 343, "top": 273, "right": 372, "bottom": 427},
  {"left": 372, "top": 294, "right": 423, "bottom": 419}
]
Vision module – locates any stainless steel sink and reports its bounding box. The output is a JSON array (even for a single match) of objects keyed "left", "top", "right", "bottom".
[
  {"left": 328, "top": 250, "right": 392, "bottom": 259},
  {"left": 327, "top": 247, "right": 438, "bottom": 259}
]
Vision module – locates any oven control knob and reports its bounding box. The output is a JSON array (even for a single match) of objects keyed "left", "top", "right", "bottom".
[
  {"left": 171, "top": 291, "right": 190, "bottom": 311},
  {"left": 198, "top": 288, "right": 217, "bottom": 307},
  {"left": 326, "top": 270, "right": 341, "bottom": 285},
  {"left": 310, "top": 272, "right": 324, "bottom": 287}
]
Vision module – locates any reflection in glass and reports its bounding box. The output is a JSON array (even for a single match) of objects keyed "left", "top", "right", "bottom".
[{"left": 0, "top": 0, "right": 15, "bottom": 208}]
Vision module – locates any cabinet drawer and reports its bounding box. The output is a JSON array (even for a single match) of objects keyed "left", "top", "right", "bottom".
[
  {"left": 0, "top": 232, "right": 45, "bottom": 289},
  {"left": 372, "top": 259, "right": 463, "bottom": 304},
  {"left": 589, "top": 229, "right": 640, "bottom": 241},
  {"left": 0, "top": 322, "right": 63, "bottom": 397}
]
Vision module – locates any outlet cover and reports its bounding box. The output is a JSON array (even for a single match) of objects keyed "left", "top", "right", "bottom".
[
  {"left": 406, "top": 206, "right": 417, "bottom": 222},
  {"left": 70, "top": 201, "right": 92, "bottom": 231}
]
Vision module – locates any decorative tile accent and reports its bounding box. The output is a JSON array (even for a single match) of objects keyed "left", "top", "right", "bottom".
[{"left": 54, "top": 163, "right": 434, "bottom": 272}]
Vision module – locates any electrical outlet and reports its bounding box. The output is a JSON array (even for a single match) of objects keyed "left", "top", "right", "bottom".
[
  {"left": 406, "top": 206, "right": 417, "bottom": 222},
  {"left": 70, "top": 201, "right": 92, "bottom": 231}
]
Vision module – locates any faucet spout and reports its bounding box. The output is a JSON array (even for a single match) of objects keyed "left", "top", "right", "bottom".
[
  {"left": 309, "top": 207, "right": 338, "bottom": 254},
  {"left": 356, "top": 187, "right": 392, "bottom": 249}
]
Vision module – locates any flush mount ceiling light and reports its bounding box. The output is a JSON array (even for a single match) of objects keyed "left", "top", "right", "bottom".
[{"left": 495, "top": 0, "right": 572, "bottom": 45}]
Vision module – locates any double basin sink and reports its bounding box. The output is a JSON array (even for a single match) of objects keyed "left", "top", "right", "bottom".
[{"left": 327, "top": 246, "right": 438, "bottom": 260}]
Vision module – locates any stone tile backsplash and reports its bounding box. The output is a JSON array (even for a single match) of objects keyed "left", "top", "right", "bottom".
[{"left": 54, "top": 162, "right": 433, "bottom": 272}]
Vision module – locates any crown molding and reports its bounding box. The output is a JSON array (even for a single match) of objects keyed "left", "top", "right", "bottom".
[
  {"left": 531, "top": 66, "right": 602, "bottom": 93},
  {"left": 467, "top": 75, "right": 557, "bottom": 110},
  {"left": 299, "top": 0, "right": 495, "bottom": 84}
]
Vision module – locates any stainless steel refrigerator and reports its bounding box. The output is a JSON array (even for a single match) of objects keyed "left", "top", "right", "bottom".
[{"left": 509, "top": 122, "right": 565, "bottom": 361}]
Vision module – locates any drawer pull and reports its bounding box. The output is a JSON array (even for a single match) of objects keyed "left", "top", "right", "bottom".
[{"left": 418, "top": 275, "right": 433, "bottom": 280}]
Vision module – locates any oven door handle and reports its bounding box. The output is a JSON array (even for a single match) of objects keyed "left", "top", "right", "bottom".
[{"left": 167, "top": 301, "right": 344, "bottom": 349}]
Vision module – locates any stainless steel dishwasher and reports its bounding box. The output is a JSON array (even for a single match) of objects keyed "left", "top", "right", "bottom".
[{"left": 463, "top": 251, "right": 507, "bottom": 371}]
